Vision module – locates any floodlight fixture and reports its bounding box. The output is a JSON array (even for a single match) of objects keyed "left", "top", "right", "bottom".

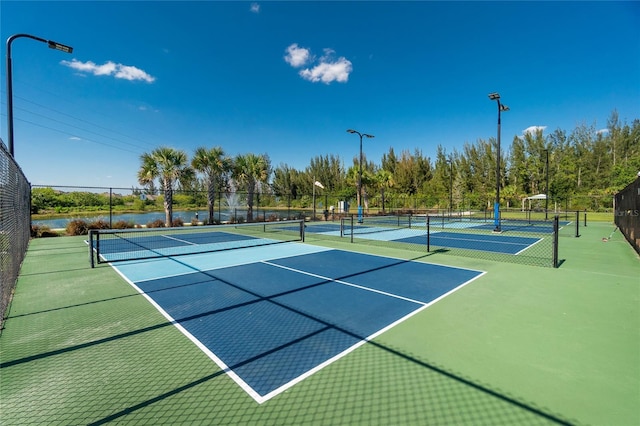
[{"left": 47, "top": 40, "right": 74, "bottom": 53}]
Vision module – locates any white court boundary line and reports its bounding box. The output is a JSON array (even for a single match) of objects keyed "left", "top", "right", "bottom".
[{"left": 110, "top": 248, "right": 486, "bottom": 404}]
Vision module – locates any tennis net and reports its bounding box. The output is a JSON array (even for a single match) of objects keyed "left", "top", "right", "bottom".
[
  {"left": 340, "top": 214, "right": 416, "bottom": 237},
  {"left": 89, "top": 220, "right": 305, "bottom": 267},
  {"left": 325, "top": 213, "right": 561, "bottom": 268},
  {"left": 426, "top": 215, "right": 559, "bottom": 234}
]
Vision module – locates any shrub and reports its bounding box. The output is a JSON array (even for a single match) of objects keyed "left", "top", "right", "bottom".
[
  {"left": 191, "top": 218, "right": 199, "bottom": 226},
  {"left": 172, "top": 218, "right": 184, "bottom": 227},
  {"left": 88, "top": 219, "right": 110, "bottom": 230},
  {"left": 267, "top": 214, "right": 279, "bottom": 222},
  {"left": 31, "top": 224, "right": 59, "bottom": 238},
  {"left": 112, "top": 220, "right": 135, "bottom": 229},
  {"left": 66, "top": 219, "right": 89, "bottom": 236},
  {"left": 146, "top": 219, "right": 165, "bottom": 228},
  {"left": 229, "top": 216, "right": 245, "bottom": 224}
]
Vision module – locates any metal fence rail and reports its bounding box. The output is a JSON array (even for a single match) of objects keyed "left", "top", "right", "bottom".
[
  {"left": 614, "top": 177, "right": 640, "bottom": 255},
  {"left": 0, "top": 140, "right": 31, "bottom": 329}
]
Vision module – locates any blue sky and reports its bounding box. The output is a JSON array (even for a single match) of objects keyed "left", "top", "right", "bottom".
[{"left": 1, "top": 1, "right": 638, "bottom": 189}]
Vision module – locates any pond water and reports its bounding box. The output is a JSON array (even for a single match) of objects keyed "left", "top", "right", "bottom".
[{"left": 32, "top": 208, "right": 306, "bottom": 229}]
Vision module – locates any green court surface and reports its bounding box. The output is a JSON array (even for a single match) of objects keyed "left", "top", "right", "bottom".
[{"left": 1, "top": 221, "right": 638, "bottom": 425}]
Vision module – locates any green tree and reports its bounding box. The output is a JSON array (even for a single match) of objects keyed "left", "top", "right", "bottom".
[
  {"left": 137, "top": 147, "right": 191, "bottom": 227},
  {"left": 192, "top": 146, "right": 231, "bottom": 224},
  {"left": 305, "top": 154, "right": 345, "bottom": 193},
  {"left": 431, "top": 146, "right": 453, "bottom": 210},
  {"left": 233, "top": 153, "right": 271, "bottom": 222},
  {"left": 375, "top": 169, "right": 394, "bottom": 213},
  {"left": 272, "top": 163, "right": 300, "bottom": 200}
]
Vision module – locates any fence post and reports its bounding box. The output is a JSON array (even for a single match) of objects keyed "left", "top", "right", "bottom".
[{"left": 553, "top": 215, "right": 559, "bottom": 268}]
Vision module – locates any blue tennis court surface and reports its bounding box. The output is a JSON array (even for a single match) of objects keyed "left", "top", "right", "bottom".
[
  {"left": 307, "top": 223, "right": 544, "bottom": 255},
  {"left": 111, "top": 243, "right": 485, "bottom": 403},
  {"left": 398, "top": 231, "right": 542, "bottom": 255}
]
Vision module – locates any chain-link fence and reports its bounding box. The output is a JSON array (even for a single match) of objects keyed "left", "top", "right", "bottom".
[
  {"left": 0, "top": 140, "right": 31, "bottom": 328},
  {"left": 614, "top": 176, "right": 640, "bottom": 255},
  {"left": 31, "top": 184, "right": 599, "bottom": 228}
]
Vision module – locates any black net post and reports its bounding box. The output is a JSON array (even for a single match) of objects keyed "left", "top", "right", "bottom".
[
  {"left": 350, "top": 215, "right": 354, "bottom": 243},
  {"left": 109, "top": 188, "right": 113, "bottom": 229},
  {"left": 553, "top": 215, "right": 559, "bottom": 268},
  {"left": 575, "top": 210, "right": 580, "bottom": 237},
  {"left": 584, "top": 210, "right": 587, "bottom": 227},
  {"left": 426, "top": 215, "right": 431, "bottom": 252},
  {"left": 89, "top": 230, "right": 95, "bottom": 268},
  {"left": 300, "top": 220, "right": 305, "bottom": 243}
]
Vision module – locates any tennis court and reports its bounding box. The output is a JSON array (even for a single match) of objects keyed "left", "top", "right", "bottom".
[
  {"left": 1, "top": 220, "right": 638, "bottom": 425},
  {"left": 313, "top": 216, "right": 560, "bottom": 256},
  {"left": 110, "top": 240, "right": 484, "bottom": 402}
]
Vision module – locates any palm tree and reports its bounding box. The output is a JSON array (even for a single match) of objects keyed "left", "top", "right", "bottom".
[
  {"left": 233, "top": 153, "right": 270, "bottom": 222},
  {"left": 137, "top": 147, "right": 190, "bottom": 227},
  {"left": 375, "top": 169, "right": 395, "bottom": 213},
  {"left": 191, "top": 146, "right": 230, "bottom": 224}
]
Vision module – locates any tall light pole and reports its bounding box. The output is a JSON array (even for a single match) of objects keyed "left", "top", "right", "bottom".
[
  {"left": 6, "top": 34, "right": 74, "bottom": 157},
  {"left": 346, "top": 129, "right": 374, "bottom": 223},
  {"left": 447, "top": 157, "right": 453, "bottom": 216},
  {"left": 488, "top": 92, "right": 509, "bottom": 232}
]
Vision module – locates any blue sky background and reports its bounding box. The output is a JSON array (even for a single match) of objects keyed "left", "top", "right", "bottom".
[{"left": 1, "top": 1, "right": 638, "bottom": 189}]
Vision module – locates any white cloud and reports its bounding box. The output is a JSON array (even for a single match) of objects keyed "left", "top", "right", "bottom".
[
  {"left": 285, "top": 43, "right": 352, "bottom": 84},
  {"left": 69, "top": 136, "right": 81, "bottom": 141},
  {"left": 299, "top": 58, "right": 352, "bottom": 84},
  {"left": 522, "top": 125, "right": 547, "bottom": 136},
  {"left": 284, "top": 44, "right": 311, "bottom": 67},
  {"left": 115, "top": 64, "right": 155, "bottom": 82},
  {"left": 61, "top": 59, "right": 155, "bottom": 83},
  {"left": 250, "top": 2, "right": 260, "bottom": 13},
  {"left": 596, "top": 128, "right": 610, "bottom": 135}
]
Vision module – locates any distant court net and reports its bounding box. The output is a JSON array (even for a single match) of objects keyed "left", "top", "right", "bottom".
[
  {"left": 340, "top": 214, "right": 415, "bottom": 237},
  {"left": 331, "top": 213, "right": 564, "bottom": 268},
  {"left": 425, "top": 214, "right": 559, "bottom": 234},
  {"left": 89, "top": 220, "right": 305, "bottom": 267}
]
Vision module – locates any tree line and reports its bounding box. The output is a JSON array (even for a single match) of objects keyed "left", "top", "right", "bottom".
[{"left": 138, "top": 110, "right": 639, "bottom": 227}]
